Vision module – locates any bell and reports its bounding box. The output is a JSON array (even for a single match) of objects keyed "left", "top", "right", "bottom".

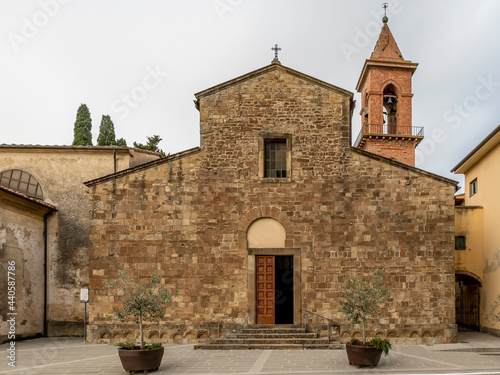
[
  {"left": 364, "top": 108, "right": 369, "bottom": 118},
  {"left": 387, "top": 97, "right": 393, "bottom": 105}
]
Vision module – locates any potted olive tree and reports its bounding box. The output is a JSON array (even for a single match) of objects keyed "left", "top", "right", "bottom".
[
  {"left": 106, "top": 264, "right": 175, "bottom": 374},
  {"left": 339, "top": 269, "right": 392, "bottom": 367}
]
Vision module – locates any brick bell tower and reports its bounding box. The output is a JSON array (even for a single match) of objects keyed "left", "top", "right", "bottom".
[{"left": 354, "top": 12, "right": 423, "bottom": 166}]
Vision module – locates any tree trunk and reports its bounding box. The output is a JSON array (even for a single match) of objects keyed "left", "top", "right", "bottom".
[
  {"left": 362, "top": 319, "right": 366, "bottom": 343},
  {"left": 139, "top": 310, "right": 144, "bottom": 349}
]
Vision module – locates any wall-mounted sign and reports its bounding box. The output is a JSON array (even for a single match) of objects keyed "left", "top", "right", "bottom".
[{"left": 80, "top": 288, "right": 89, "bottom": 303}]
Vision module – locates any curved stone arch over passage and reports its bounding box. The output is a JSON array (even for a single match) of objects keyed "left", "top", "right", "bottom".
[
  {"left": 247, "top": 218, "right": 286, "bottom": 248},
  {"left": 455, "top": 270, "right": 482, "bottom": 286}
]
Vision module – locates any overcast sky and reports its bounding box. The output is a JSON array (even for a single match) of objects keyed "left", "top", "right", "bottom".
[{"left": 2, "top": 1, "right": 500, "bottom": 190}]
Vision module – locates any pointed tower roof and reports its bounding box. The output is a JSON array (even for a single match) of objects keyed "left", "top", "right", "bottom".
[
  {"left": 371, "top": 23, "right": 404, "bottom": 61},
  {"left": 356, "top": 21, "right": 418, "bottom": 92}
]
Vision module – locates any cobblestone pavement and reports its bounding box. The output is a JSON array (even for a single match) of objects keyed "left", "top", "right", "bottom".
[{"left": 1, "top": 332, "right": 500, "bottom": 375}]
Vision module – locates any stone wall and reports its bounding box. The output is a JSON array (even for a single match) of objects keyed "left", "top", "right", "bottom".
[{"left": 87, "top": 65, "right": 457, "bottom": 344}]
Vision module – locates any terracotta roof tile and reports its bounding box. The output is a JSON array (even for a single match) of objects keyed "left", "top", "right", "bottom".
[
  {"left": 0, "top": 144, "right": 161, "bottom": 156},
  {"left": 0, "top": 185, "right": 57, "bottom": 211}
]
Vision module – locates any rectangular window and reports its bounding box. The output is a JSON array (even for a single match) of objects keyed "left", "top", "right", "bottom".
[
  {"left": 264, "top": 140, "right": 287, "bottom": 178},
  {"left": 455, "top": 236, "right": 466, "bottom": 250},
  {"left": 469, "top": 178, "right": 478, "bottom": 197}
]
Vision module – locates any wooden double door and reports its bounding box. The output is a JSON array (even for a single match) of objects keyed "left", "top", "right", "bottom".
[{"left": 256, "top": 255, "right": 294, "bottom": 324}]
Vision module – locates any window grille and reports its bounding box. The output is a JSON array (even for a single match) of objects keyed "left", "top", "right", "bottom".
[
  {"left": 0, "top": 169, "right": 44, "bottom": 199},
  {"left": 264, "top": 140, "right": 287, "bottom": 178},
  {"left": 455, "top": 236, "right": 466, "bottom": 250}
]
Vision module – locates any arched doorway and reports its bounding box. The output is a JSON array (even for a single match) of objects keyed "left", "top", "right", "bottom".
[
  {"left": 246, "top": 218, "right": 300, "bottom": 325},
  {"left": 455, "top": 272, "right": 482, "bottom": 332}
]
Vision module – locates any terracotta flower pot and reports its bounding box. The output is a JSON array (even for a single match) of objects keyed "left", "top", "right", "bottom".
[
  {"left": 345, "top": 343, "right": 383, "bottom": 366},
  {"left": 118, "top": 347, "right": 164, "bottom": 373}
]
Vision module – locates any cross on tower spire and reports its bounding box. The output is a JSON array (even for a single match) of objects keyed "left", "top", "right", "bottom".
[{"left": 271, "top": 44, "right": 281, "bottom": 64}]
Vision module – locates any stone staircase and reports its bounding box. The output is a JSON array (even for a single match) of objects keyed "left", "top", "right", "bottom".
[{"left": 194, "top": 325, "right": 342, "bottom": 350}]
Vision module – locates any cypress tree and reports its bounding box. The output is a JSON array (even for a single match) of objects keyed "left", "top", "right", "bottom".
[
  {"left": 115, "top": 137, "right": 127, "bottom": 146},
  {"left": 133, "top": 135, "right": 166, "bottom": 157},
  {"left": 97, "top": 115, "right": 116, "bottom": 146},
  {"left": 72, "top": 104, "right": 93, "bottom": 146}
]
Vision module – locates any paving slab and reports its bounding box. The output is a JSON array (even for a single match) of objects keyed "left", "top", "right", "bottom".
[{"left": 1, "top": 332, "right": 500, "bottom": 375}]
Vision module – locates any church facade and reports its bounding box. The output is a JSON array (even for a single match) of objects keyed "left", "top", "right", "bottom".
[{"left": 86, "top": 22, "right": 458, "bottom": 344}]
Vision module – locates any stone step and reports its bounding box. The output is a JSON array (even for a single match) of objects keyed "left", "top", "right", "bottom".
[
  {"left": 241, "top": 328, "right": 307, "bottom": 334},
  {"left": 194, "top": 342, "right": 342, "bottom": 350},
  {"left": 212, "top": 337, "right": 330, "bottom": 345},
  {"left": 232, "top": 332, "right": 319, "bottom": 339},
  {"left": 194, "top": 325, "right": 342, "bottom": 350}
]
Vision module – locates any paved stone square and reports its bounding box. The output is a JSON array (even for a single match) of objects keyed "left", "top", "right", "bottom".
[{"left": 1, "top": 332, "right": 500, "bottom": 375}]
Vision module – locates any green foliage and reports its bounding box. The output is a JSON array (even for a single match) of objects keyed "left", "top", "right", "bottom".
[
  {"left": 97, "top": 115, "right": 128, "bottom": 146},
  {"left": 106, "top": 264, "right": 176, "bottom": 349},
  {"left": 339, "top": 269, "right": 389, "bottom": 343},
  {"left": 97, "top": 115, "right": 117, "bottom": 146},
  {"left": 72, "top": 104, "right": 93, "bottom": 146},
  {"left": 144, "top": 342, "right": 163, "bottom": 350},
  {"left": 116, "top": 342, "right": 136, "bottom": 350},
  {"left": 369, "top": 337, "right": 392, "bottom": 355},
  {"left": 133, "top": 135, "right": 167, "bottom": 157},
  {"left": 115, "top": 137, "right": 127, "bottom": 146},
  {"left": 349, "top": 338, "right": 361, "bottom": 346},
  {"left": 116, "top": 341, "right": 163, "bottom": 350}
]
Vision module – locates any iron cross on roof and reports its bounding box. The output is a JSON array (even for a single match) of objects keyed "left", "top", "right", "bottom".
[{"left": 271, "top": 44, "right": 281, "bottom": 60}]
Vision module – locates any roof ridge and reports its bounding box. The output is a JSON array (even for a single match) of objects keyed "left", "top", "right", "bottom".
[
  {"left": 0, "top": 185, "right": 57, "bottom": 211},
  {"left": 84, "top": 147, "right": 201, "bottom": 187},
  {"left": 0, "top": 144, "right": 161, "bottom": 156},
  {"left": 350, "top": 147, "right": 458, "bottom": 186},
  {"left": 194, "top": 63, "right": 353, "bottom": 99}
]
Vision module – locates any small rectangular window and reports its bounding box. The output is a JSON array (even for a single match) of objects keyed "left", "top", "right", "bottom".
[
  {"left": 264, "top": 140, "right": 287, "bottom": 178},
  {"left": 469, "top": 178, "right": 478, "bottom": 197},
  {"left": 455, "top": 236, "right": 466, "bottom": 250}
]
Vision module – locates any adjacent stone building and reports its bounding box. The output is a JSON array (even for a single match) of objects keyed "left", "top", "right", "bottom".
[
  {"left": 0, "top": 186, "right": 56, "bottom": 342},
  {"left": 0, "top": 145, "right": 159, "bottom": 341},
  {"left": 86, "top": 21, "right": 458, "bottom": 344}
]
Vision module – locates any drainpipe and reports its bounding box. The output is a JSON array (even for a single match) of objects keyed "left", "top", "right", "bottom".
[
  {"left": 43, "top": 213, "right": 49, "bottom": 337},
  {"left": 113, "top": 149, "right": 117, "bottom": 173}
]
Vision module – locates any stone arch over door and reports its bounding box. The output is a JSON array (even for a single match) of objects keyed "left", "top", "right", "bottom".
[
  {"left": 242, "top": 209, "right": 301, "bottom": 325},
  {"left": 247, "top": 218, "right": 286, "bottom": 248}
]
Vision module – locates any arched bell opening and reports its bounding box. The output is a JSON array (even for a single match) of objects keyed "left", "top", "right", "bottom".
[{"left": 383, "top": 84, "right": 398, "bottom": 134}]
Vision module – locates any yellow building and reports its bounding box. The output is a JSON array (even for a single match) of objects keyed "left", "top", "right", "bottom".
[{"left": 452, "top": 124, "right": 500, "bottom": 336}]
